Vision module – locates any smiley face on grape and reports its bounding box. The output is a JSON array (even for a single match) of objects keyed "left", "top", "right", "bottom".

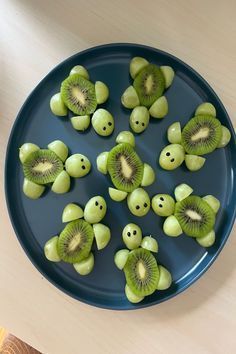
[
  {"left": 92, "top": 109, "right": 114, "bottom": 136},
  {"left": 65, "top": 154, "right": 91, "bottom": 178},
  {"left": 127, "top": 188, "right": 150, "bottom": 217},
  {"left": 83, "top": 196, "right": 107, "bottom": 224}
]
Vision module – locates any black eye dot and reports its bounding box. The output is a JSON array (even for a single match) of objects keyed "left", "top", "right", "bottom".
[
  {"left": 144, "top": 203, "right": 148, "bottom": 207},
  {"left": 133, "top": 230, "right": 137, "bottom": 235},
  {"left": 100, "top": 206, "right": 103, "bottom": 210},
  {"left": 95, "top": 201, "right": 99, "bottom": 206},
  {"left": 82, "top": 165, "right": 86, "bottom": 170},
  {"left": 108, "top": 122, "right": 112, "bottom": 126},
  {"left": 136, "top": 205, "right": 140, "bottom": 210},
  {"left": 81, "top": 158, "right": 84, "bottom": 162},
  {"left": 160, "top": 197, "right": 164, "bottom": 201},
  {"left": 142, "top": 123, "right": 145, "bottom": 127},
  {"left": 127, "top": 232, "right": 131, "bottom": 237},
  {"left": 159, "top": 204, "right": 163, "bottom": 208},
  {"left": 103, "top": 127, "right": 106, "bottom": 131},
  {"left": 166, "top": 152, "right": 170, "bottom": 156},
  {"left": 135, "top": 121, "right": 139, "bottom": 124},
  {"left": 171, "top": 158, "right": 175, "bottom": 162}
]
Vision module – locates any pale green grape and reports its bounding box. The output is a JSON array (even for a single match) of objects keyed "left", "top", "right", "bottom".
[
  {"left": 163, "top": 215, "right": 182, "bottom": 237},
  {"left": 92, "top": 109, "right": 114, "bottom": 136},
  {"left": 149, "top": 96, "right": 168, "bottom": 119},
  {"left": 125, "top": 284, "right": 144, "bottom": 303},
  {"left": 73, "top": 253, "right": 94, "bottom": 275},
  {"left": 48, "top": 140, "right": 68, "bottom": 162},
  {"left": 196, "top": 230, "right": 215, "bottom": 247},
  {"left": 108, "top": 187, "right": 127, "bottom": 202},
  {"left": 160, "top": 66, "right": 175, "bottom": 88},
  {"left": 65, "top": 154, "right": 91, "bottom": 178},
  {"left": 23, "top": 178, "right": 45, "bottom": 199},
  {"left": 95, "top": 81, "right": 109, "bottom": 104},
  {"left": 62, "top": 203, "right": 84, "bottom": 222},
  {"left": 185, "top": 155, "right": 206, "bottom": 171},
  {"left": 130, "top": 57, "right": 149, "bottom": 79},
  {"left": 44, "top": 236, "right": 61, "bottom": 262},
  {"left": 114, "top": 249, "right": 130, "bottom": 270},
  {"left": 141, "top": 236, "right": 158, "bottom": 253},
  {"left": 217, "top": 126, "right": 231, "bottom": 148},
  {"left": 141, "top": 163, "right": 155, "bottom": 187},
  {"left": 195, "top": 102, "right": 216, "bottom": 117},
  {"left": 130, "top": 106, "right": 150, "bottom": 133},
  {"left": 71, "top": 115, "right": 90, "bottom": 131},
  {"left": 96, "top": 151, "right": 109, "bottom": 174},
  {"left": 174, "top": 183, "right": 193, "bottom": 202},
  {"left": 159, "top": 144, "right": 185, "bottom": 170},
  {"left": 167, "top": 122, "right": 181, "bottom": 144},
  {"left": 19, "top": 143, "right": 39, "bottom": 163},
  {"left": 84, "top": 196, "right": 107, "bottom": 223},
  {"left": 121, "top": 86, "right": 140, "bottom": 109},
  {"left": 152, "top": 194, "right": 175, "bottom": 217},
  {"left": 93, "top": 223, "right": 111, "bottom": 250},
  {"left": 202, "top": 195, "right": 220, "bottom": 214},
  {"left": 50, "top": 93, "right": 67, "bottom": 116},
  {"left": 156, "top": 265, "right": 172, "bottom": 290},
  {"left": 70, "top": 65, "right": 89, "bottom": 80},
  {"left": 122, "top": 223, "right": 142, "bottom": 250},
  {"left": 116, "top": 131, "right": 135, "bottom": 147},
  {"left": 127, "top": 188, "right": 150, "bottom": 217},
  {"left": 51, "top": 171, "right": 70, "bottom": 194}
]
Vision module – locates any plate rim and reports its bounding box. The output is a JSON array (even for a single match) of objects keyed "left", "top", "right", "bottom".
[{"left": 4, "top": 43, "right": 236, "bottom": 310}]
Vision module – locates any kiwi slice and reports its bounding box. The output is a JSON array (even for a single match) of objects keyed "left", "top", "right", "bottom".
[
  {"left": 181, "top": 115, "right": 222, "bottom": 155},
  {"left": 107, "top": 143, "right": 144, "bottom": 192},
  {"left": 57, "top": 219, "right": 94, "bottom": 263},
  {"left": 133, "top": 64, "right": 165, "bottom": 107},
  {"left": 175, "top": 196, "right": 215, "bottom": 238},
  {"left": 61, "top": 74, "right": 97, "bottom": 115},
  {"left": 124, "top": 248, "right": 159, "bottom": 297},
  {"left": 23, "top": 149, "right": 63, "bottom": 184}
]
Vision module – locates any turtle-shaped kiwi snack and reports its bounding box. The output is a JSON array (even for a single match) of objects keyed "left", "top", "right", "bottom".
[
  {"left": 44, "top": 196, "right": 111, "bottom": 276},
  {"left": 50, "top": 64, "right": 114, "bottom": 136},
  {"left": 152, "top": 183, "right": 220, "bottom": 248},
  {"left": 19, "top": 140, "right": 91, "bottom": 199},
  {"left": 159, "top": 102, "right": 231, "bottom": 171},
  {"left": 96, "top": 131, "right": 155, "bottom": 217},
  {"left": 121, "top": 57, "right": 175, "bottom": 133},
  {"left": 114, "top": 223, "right": 172, "bottom": 303}
]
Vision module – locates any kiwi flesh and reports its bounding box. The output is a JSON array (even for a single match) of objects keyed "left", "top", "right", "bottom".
[
  {"left": 133, "top": 64, "right": 165, "bottom": 107},
  {"left": 181, "top": 115, "right": 222, "bottom": 155},
  {"left": 23, "top": 149, "right": 63, "bottom": 184},
  {"left": 61, "top": 74, "right": 97, "bottom": 115},
  {"left": 57, "top": 219, "right": 94, "bottom": 263},
  {"left": 124, "top": 248, "right": 159, "bottom": 297},
  {"left": 107, "top": 143, "right": 144, "bottom": 192},
  {"left": 175, "top": 196, "right": 215, "bottom": 237}
]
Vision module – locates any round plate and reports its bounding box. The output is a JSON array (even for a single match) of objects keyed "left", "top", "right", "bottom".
[{"left": 5, "top": 43, "right": 236, "bottom": 310}]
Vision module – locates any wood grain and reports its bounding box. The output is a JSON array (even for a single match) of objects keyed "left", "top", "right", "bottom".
[{"left": 0, "top": 1, "right": 235, "bottom": 353}]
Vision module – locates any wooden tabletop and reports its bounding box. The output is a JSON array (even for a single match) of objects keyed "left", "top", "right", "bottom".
[{"left": 1, "top": 1, "right": 235, "bottom": 353}]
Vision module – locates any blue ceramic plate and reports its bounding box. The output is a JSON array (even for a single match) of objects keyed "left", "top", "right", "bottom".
[{"left": 5, "top": 44, "right": 236, "bottom": 310}]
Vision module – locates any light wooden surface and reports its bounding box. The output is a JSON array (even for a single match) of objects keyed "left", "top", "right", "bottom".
[{"left": 0, "top": 1, "right": 235, "bottom": 353}]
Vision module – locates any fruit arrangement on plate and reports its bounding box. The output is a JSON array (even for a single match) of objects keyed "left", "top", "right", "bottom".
[
  {"left": 114, "top": 224, "right": 172, "bottom": 303},
  {"left": 19, "top": 140, "right": 91, "bottom": 197},
  {"left": 159, "top": 102, "right": 231, "bottom": 171},
  {"left": 44, "top": 197, "right": 110, "bottom": 275},
  {"left": 17, "top": 55, "right": 232, "bottom": 304}
]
